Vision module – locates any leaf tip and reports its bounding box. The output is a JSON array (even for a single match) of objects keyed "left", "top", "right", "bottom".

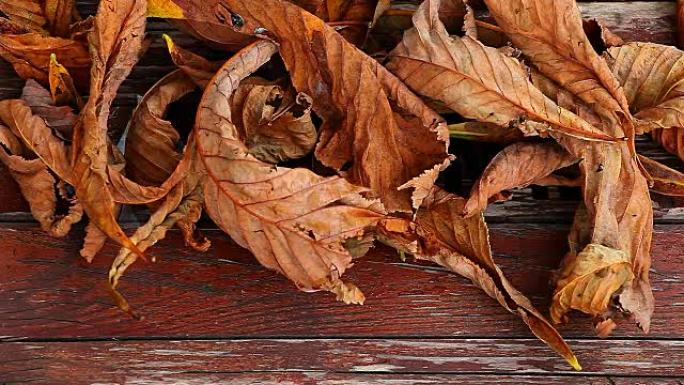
[
  {"left": 162, "top": 33, "right": 174, "bottom": 52},
  {"left": 568, "top": 355, "right": 582, "bottom": 371},
  {"left": 147, "top": 0, "right": 184, "bottom": 19}
]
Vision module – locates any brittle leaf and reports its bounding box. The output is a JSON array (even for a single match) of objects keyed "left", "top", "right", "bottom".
[{"left": 196, "top": 40, "right": 385, "bottom": 301}]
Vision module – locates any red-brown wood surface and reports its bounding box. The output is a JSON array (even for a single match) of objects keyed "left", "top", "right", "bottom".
[{"left": 1, "top": 1, "right": 684, "bottom": 384}]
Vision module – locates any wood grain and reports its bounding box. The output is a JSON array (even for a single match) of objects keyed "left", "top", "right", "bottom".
[
  {"left": 1, "top": 338, "right": 683, "bottom": 384},
  {"left": 1, "top": 223, "right": 682, "bottom": 340}
]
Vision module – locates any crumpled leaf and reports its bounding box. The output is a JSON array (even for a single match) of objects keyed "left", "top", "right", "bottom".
[
  {"left": 486, "top": 0, "right": 654, "bottom": 333},
  {"left": 72, "top": 0, "right": 147, "bottom": 258},
  {"left": 162, "top": 33, "right": 221, "bottom": 88},
  {"left": 0, "top": 0, "right": 48, "bottom": 33},
  {"left": 463, "top": 142, "right": 578, "bottom": 217},
  {"left": 20, "top": 78, "right": 76, "bottom": 139},
  {"left": 0, "top": 120, "right": 81, "bottom": 237},
  {"left": 551, "top": 244, "right": 634, "bottom": 326},
  {"left": 48, "top": 53, "right": 82, "bottom": 107},
  {"left": 125, "top": 70, "right": 195, "bottom": 187},
  {"left": 378, "top": 188, "right": 580, "bottom": 370},
  {"left": 148, "top": 0, "right": 451, "bottom": 213},
  {"left": 448, "top": 122, "right": 523, "bottom": 143},
  {"left": 482, "top": 0, "right": 630, "bottom": 126},
  {"left": 231, "top": 78, "right": 317, "bottom": 163},
  {"left": 638, "top": 155, "right": 684, "bottom": 197},
  {"left": 386, "top": 0, "right": 617, "bottom": 142},
  {"left": 43, "top": 0, "right": 77, "bottom": 37},
  {"left": 0, "top": 32, "right": 90, "bottom": 88},
  {"left": 195, "top": 40, "right": 385, "bottom": 302}
]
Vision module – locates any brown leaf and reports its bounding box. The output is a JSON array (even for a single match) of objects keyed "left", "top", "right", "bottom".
[
  {"left": 482, "top": 0, "right": 630, "bottom": 125},
  {"left": 154, "top": 0, "right": 451, "bottom": 212},
  {"left": 123, "top": 70, "right": 196, "bottom": 189},
  {"left": 0, "top": 32, "right": 90, "bottom": 88},
  {"left": 231, "top": 79, "right": 317, "bottom": 163},
  {"left": 163, "top": 33, "right": 221, "bottom": 88},
  {"left": 479, "top": 0, "right": 654, "bottom": 334},
  {"left": 196, "top": 40, "right": 385, "bottom": 301},
  {"left": 606, "top": 43, "right": 684, "bottom": 134},
  {"left": 551, "top": 244, "right": 634, "bottom": 325},
  {"left": 169, "top": 18, "right": 254, "bottom": 51},
  {"left": 378, "top": 188, "right": 580, "bottom": 370},
  {"left": 463, "top": 142, "right": 578, "bottom": 217},
  {"left": 0, "top": 123, "right": 82, "bottom": 237},
  {"left": 0, "top": 98, "right": 73, "bottom": 182},
  {"left": 73, "top": 0, "right": 147, "bottom": 257},
  {"left": 386, "top": 0, "right": 617, "bottom": 142},
  {"left": 20, "top": 78, "right": 76, "bottom": 139},
  {"left": 638, "top": 155, "right": 684, "bottom": 197},
  {"left": 48, "top": 53, "right": 82, "bottom": 108},
  {"left": 448, "top": 122, "right": 523, "bottom": 144},
  {"left": 0, "top": 0, "right": 47, "bottom": 32},
  {"left": 43, "top": 0, "right": 76, "bottom": 37}
]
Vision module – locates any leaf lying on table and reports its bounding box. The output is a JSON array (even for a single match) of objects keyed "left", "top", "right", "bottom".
[
  {"left": 151, "top": 0, "right": 451, "bottom": 213},
  {"left": 386, "top": 0, "right": 616, "bottom": 142},
  {"left": 378, "top": 188, "right": 580, "bottom": 370},
  {"left": 3, "top": 0, "right": 683, "bottom": 371},
  {"left": 195, "top": 40, "right": 385, "bottom": 303}
]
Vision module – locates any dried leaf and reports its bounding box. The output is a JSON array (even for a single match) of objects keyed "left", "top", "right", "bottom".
[
  {"left": 73, "top": 0, "right": 147, "bottom": 257},
  {"left": 0, "top": 123, "right": 81, "bottom": 237},
  {"left": 448, "top": 122, "right": 523, "bottom": 143},
  {"left": 606, "top": 43, "right": 684, "bottom": 134},
  {"left": 0, "top": 32, "right": 90, "bottom": 87},
  {"left": 463, "top": 142, "right": 578, "bottom": 217},
  {"left": 48, "top": 53, "right": 82, "bottom": 107},
  {"left": 551, "top": 244, "right": 634, "bottom": 325},
  {"left": 20, "top": 78, "right": 76, "bottom": 139},
  {"left": 378, "top": 188, "right": 580, "bottom": 370},
  {"left": 386, "top": 0, "right": 617, "bottom": 142},
  {"left": 482, "top": 0, "right": 630, "bottom": 125},
  {"left": 155, "top": 0, "right": 450, "bottom": 212},
  {"left": 652, "top": 126, "right": 684, "bottom": 162},
  {"left": 0, "top": 0, "right": 47, "bottom": 32},
  {"left": 43, "top": 0, "right": 76, "bottom": 37},
  {"left": 638, "top": 155, "right": 684, "bottom": 197},
  {"left": 196, "top": 40, "right": 385, "bottom": 301},
  {"left": 163, "top": 33, "right": 221, "bottom": 88},
  {"left": 231, "top": 79, "right": 317, "bottom": 163}
]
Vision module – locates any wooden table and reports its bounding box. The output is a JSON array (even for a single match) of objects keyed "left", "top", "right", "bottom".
[{"left": 1, "top": 1, "right": 684, "bottom": 384}]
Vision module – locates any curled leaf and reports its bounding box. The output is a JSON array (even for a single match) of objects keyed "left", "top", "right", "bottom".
[
  {"left": 552, "top": 244, "right": 634, "bottom": 326},
  {"left": 463, "top": 142, "right": 578, "bottom": 217},
  {"left": 150, "top": 0, "right": 451, "bottom": 212},
  {"left": 196, "top": 40, "right": 385, "bottom": 301},
  {"left": 231, "top": 79, "right": 317, "bottom": 163},
  {"left": 386, "top": 0, "right": 617, "bottom": 142},
  {"left": 0, "top": 33, "right": 90, "bottom": 87},
  {"left": 162, "top": 33, "right": 221, "bottom": 88},
  {"left": 48, "top": 53, "right": 82, "bottom": 107},
  {"left": 638, "top": 155, "right": 684, "bottom": 197},
  {"left": 378, "top": 189, "right": 580, "bottom": 370}
]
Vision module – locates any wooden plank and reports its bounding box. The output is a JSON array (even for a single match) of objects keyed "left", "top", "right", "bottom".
[
  {"left": 1, "top": 338, "right": 683, "bottom": 384},
  {"left": 1, "top": 372, "right": 678, "bottom": 385},
  {"left": 0, "top": 223, "right": 682, "bottom": 340}
]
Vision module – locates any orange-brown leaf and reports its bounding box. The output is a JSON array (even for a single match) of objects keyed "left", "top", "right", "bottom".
[{"left": 196, "top": 40, "right": 385, "bottom": 301}]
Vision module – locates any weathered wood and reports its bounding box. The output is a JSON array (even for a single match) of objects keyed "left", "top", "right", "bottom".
[
  {"left": 1, "top": 338, "right": 683, "bottom": 384},
  {"left": 0, "top": 224, "right": 682, "bottom": 340}
]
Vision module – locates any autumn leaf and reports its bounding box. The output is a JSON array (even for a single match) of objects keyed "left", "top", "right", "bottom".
[
  {"left": 638, "top": 155, "right": 684, "bottom": 197},
  {"left": 386, "top": 0, "right": 617, "bottom": 142},
  {"left": 43, "top": 0, "right": 77, "bottom": 37},
  {"left": 551, "top": 244, "right": 634, "bottom": 327},
  {"left": 163, "top": 33, "right": 221, "bottom": 88},
  {"left": 652, "top": 127, "right": 684, "bottom": 163},
  {"left": 72, "top": 0, "right": 147, "bottom": 258},
  {"left": 195, "top": 40, "right": 385, "bottom": 302},
  {"left": 0, "top": 32, "right": 90, "bottom": 87},
  {"left": 147, "top": 0, "right": 450, "bottom": 213},
  {"left": 378, "top": 188, "right": 580, "bottom": 370},
  {"left": 48, "top": 53, "right": 82, "bottom": 107},
  {"left": 463, "top": 142, "right": 578, "bottom": 217},
  {"left": 0, "top": 0, "right": 48, "bottom": 32},
  {"left": 21, "top": 78, "right": 76, "bottom": 139},
  {"left": 231, "top": 78, "right": 317, "bottom": 163}
]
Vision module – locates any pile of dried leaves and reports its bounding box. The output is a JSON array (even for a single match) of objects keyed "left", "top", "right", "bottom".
[{"left": 2, "top": 0, "right": 684, "bottom": 369}]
